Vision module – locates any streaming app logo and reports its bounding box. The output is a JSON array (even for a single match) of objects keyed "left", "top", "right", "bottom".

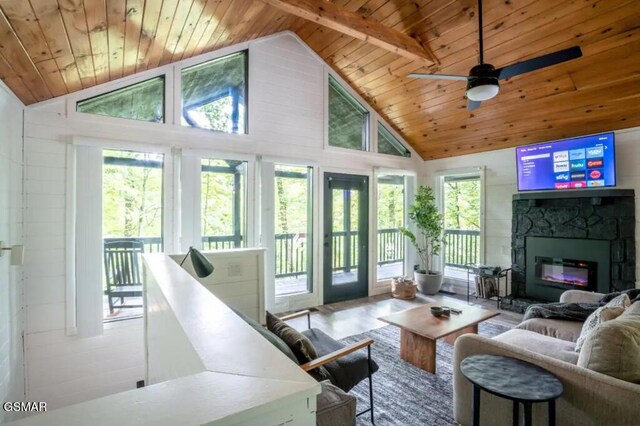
[
  {"left": 586, "top": 146, "right": 604, "bottom": 158},
  {"left": 555, "top": 183, "right": 570, "bottom": 189},
  {"left": 588, "top": 180, "right": 605, "bottom": 187},
  {"left": 553, "top": 161, "right": 569, "bottom": 172},
  {"left": 569, "top": 149, "right": 586, "bottom": 160},
  {"left": 570, "top": 160, "right": 585, "bottom": 170},
  {"left": 553, "top": 151, "right": 569, "bottom": 162},
  {"left": 555, "top": 173, "right": 570, "bottom": 182},
  {"left": 571, "top": 171, "right": 586, "bottom": 181},
  {"left": 587, "top": 159, "right": 603, "bottom": 168},
  {"left": 589, "top": 169, "right": 602, "bottom": 179},
  {"left": 571, "top": 181, "right": 587, "bottom": 188}
]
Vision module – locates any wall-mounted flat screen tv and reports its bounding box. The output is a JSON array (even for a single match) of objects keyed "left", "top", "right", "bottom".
[{"left": 516, "top": 132, "right": 616, "bottom": 191}]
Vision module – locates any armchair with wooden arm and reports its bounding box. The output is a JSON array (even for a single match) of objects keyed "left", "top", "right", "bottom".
[{"left": 279, "top": 310, "right": 378, "bottom": 424}]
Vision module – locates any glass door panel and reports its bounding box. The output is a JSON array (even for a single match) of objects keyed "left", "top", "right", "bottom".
[
  {"left": 274, "top": 165, "right": 313, "bottom": 296},
  {"left": 376, "top": 174, "right": 406, "bottom": 281},
  {"left": 442, "top": 174, "right": 481, "bottom": 280},
  {"left": 102, "top": 149, "right": 164, "bottom": 322},
  {"left": 331, "top": 188, "right": 360, "bottom": 285},
  {"left": 323, "top": 173, "right": 368, "bottom": 304}
]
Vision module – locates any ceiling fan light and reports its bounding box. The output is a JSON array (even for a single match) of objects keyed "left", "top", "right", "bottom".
[{"left": 466, "top": 83, "right": 499, "bottom": 101}]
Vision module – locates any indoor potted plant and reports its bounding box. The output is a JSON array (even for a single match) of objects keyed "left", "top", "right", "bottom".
[{"left": 399, "top": 185, "right": 445, "bottom": 295}]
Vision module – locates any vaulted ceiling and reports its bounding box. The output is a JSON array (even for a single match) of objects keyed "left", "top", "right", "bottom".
[{"left": 0, "top": 0, "right": 639, "bottom": 159}]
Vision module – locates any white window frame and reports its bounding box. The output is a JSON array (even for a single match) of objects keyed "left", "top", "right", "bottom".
[
  {"left": 432, "top": 167, "right": 486, "bottom": 284},
  {"left": 324, "top": 71, "right": 373, "bottom": 155},
  {"left": 68, "top": 137, "right": 175, "bottom": 336},
  {"left": 261, "top": 158, "right": 320, "bottom": 313},
  {"left": 372, "top": 169, "right": 417, "bottom": 290},
  {"left": 323, "top": 68, "right": 418, "bottom": 164}
]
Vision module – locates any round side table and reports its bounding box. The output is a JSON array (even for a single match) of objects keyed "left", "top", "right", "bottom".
[{"left": 460, "top": 355, "right": 563, "bottom": 426}]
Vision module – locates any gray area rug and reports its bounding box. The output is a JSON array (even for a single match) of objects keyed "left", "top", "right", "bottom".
[{"left": 340, "top": 320, "right": 510, "bottom": 426}]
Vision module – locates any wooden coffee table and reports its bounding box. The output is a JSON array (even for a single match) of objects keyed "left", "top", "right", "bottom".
[{"left": 378, "top": 301, "right": 499, "bottom": 373}]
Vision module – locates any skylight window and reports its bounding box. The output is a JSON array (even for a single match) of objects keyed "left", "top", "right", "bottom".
[
  {"left": 377, "top": 122, "right": 411, "bottom": 158},
  {"left": 77, "top": 77, "right": 165, "bottom": 123},
  {"left": 181, "top": 51, "right": 248, "bottom": 134}
]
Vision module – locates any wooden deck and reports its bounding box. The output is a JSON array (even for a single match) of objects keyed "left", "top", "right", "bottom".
[{"left": 275, "top": 262, "right": 404, "bottom": 296}]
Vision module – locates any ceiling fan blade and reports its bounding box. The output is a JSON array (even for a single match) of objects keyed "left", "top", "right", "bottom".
[
  {"left": 468, "top": 100, "right": 482, "bottom": 110},
  {"left": 496, "top": 46, "right": 583, "bottom": 80},
  {"left": 408, "top": 73, "right": 469, "bottom": 81}
]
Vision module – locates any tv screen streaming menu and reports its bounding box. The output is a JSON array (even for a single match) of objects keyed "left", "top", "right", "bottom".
[{"left": 516, "top": 132, "right": 616, "bottom": 191}]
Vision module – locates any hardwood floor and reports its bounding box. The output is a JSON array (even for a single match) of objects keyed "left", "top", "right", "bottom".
[{"left": 285, "top": 291, "right": 523, "bottom": 340}]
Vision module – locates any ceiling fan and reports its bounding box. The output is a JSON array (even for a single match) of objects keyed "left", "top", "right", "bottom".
[{"left": 408, "top": 0, "right": 583, "bottom": 110}]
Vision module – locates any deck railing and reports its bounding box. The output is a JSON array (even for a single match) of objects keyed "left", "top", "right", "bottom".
[
  {"left": 104, "top": 229, "right": 405, "bottom": 279},
  {"left": 201, "top": 235, "right": 242, "bottom": 251},
  {"left": 443, "top": 229, "right": 480, "bottom": 268},
  {"left": 104, "top": 237, "right": 163, "bottom": 253}
]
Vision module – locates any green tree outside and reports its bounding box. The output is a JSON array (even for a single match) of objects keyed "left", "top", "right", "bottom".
[
  {"left": 444, "top": 179, "right": 480, "bottom": 230},
  {"left": 103, "top": 150, "right": 164, "bottom": 239}
]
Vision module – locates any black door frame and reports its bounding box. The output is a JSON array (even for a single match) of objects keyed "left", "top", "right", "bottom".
[{"left": 323, "top": 172, "right": 369, "bottom": 304}]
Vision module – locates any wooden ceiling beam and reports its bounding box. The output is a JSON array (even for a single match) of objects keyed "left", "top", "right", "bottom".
[{"left": 261, "top": 0, "right": 439, "bottom": 66}]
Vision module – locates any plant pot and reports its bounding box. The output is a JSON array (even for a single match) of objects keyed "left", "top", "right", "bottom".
[{"left": 414, "top": 270, "right": 443, "bottom": 295}]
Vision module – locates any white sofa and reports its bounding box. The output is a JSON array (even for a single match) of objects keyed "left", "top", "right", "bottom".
[{"left": 453, "top": 290, "right": 640, "bottom": 425}]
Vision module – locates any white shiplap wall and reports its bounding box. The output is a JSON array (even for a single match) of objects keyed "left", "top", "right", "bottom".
[
  {"left": 0, "top": 81, "right": 25, "bottom": 423},
  {"left": 422, "top": 126, "right": 640, "bottom": 287},
  {"left": 20, "top": 32, "right": 422, "bottom": 411}
]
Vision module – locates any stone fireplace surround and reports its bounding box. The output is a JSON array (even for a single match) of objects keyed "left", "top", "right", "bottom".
[{"left": 502, "top": 189, "right": 636, "bottom": 313}]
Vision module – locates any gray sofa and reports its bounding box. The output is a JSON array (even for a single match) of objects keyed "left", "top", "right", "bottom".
[{"left": 453, "top": 290, "right": 640, "bottom": 425}]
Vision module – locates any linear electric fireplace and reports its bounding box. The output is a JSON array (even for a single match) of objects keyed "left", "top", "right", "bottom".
[
  {"left": 534, "top": 257, "right": 597, "bottom": 291},
  {"left": 526, "top": 237, "right": 610, "bottom": 302}
]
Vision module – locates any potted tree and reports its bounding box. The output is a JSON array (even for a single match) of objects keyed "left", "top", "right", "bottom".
[{"left": 399, "top": 185, "right": 445, "bottom": 295}]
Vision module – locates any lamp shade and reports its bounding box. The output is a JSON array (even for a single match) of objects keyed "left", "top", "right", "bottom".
[{"left": 189, "top": 248, "right": 215, "bottom": 278}]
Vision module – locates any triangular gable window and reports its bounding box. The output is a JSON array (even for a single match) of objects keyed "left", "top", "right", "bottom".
[
  {"left": 328, "top": 75, "right": 369, "bottom": 151},
  {"left": 76, "top": 77, "right": 165, "bottom": 123},
  {"left": 377, "top": 122, "right": 411, "bottom": 158}
]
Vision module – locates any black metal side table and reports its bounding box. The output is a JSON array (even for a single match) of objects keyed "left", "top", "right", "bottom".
[
  {"left": 465, "top": 265, "right": 511, "bottom": 309},
  {"left": 460, "top": 355, "right": 563, "bottom": 426}
]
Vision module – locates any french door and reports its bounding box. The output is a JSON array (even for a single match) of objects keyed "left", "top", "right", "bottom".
[{"left": 323, "top": 173, "right": 369, "bottom": 304}]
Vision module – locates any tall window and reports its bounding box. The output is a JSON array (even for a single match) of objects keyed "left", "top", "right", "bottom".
[
  {"left": 77, "top": 77, "right": 165, "bottom": 123},
  {"left": 377, "top": 174, "right": 405, "bottom": 281},
  {"left": 201, "top": 158, "right": 248, "bottom": 249},
  {"left": 274, "top": 165, "right": 313, "bottom": 296},
  {"left": 377, "top": 122, "right": 411, "bottom": 157},
  {"left": 102, "top": 149, "right": 164, "bottom": 322},
  {"left": 442, "top": 174, "right": 481, "bottom": 279},
  {"left": 328, "top": 76, "right": 369, "bottom": 151},
  {"left": 182, "top": 51, "right": 248, "bottom": 134}
]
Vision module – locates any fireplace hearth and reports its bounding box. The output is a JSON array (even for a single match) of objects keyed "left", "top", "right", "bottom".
[{"left": 503, "top": 189, "right": 635, "bottom": 313}]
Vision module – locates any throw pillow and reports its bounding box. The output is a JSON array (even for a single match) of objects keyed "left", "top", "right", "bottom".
[
  {"left": 575, "top": 293, "right": 630, "bottom": 351},
  {"left": 266, "top": 311, "right": 318, "bottom": 362},
  {"left": 577, "top": 307, "right": 640, "bottom": 383},
  {"left": 265, "top": 311, "right": 334, "bottom": 383},
  {"left": 229, "top": 306, "right": 299, "bottom": 363},
  {"left": 291, "top": 339, "right": 334, "bottom": 383}
]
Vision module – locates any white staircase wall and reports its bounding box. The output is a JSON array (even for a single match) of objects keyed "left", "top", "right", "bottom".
[{"left": 0, "top": 81, "right": 25, "bottom": 423}]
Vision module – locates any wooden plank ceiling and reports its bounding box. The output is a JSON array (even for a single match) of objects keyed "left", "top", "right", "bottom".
[{"left": 0, "top": 0, "right": 639, "bottom": 159}]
